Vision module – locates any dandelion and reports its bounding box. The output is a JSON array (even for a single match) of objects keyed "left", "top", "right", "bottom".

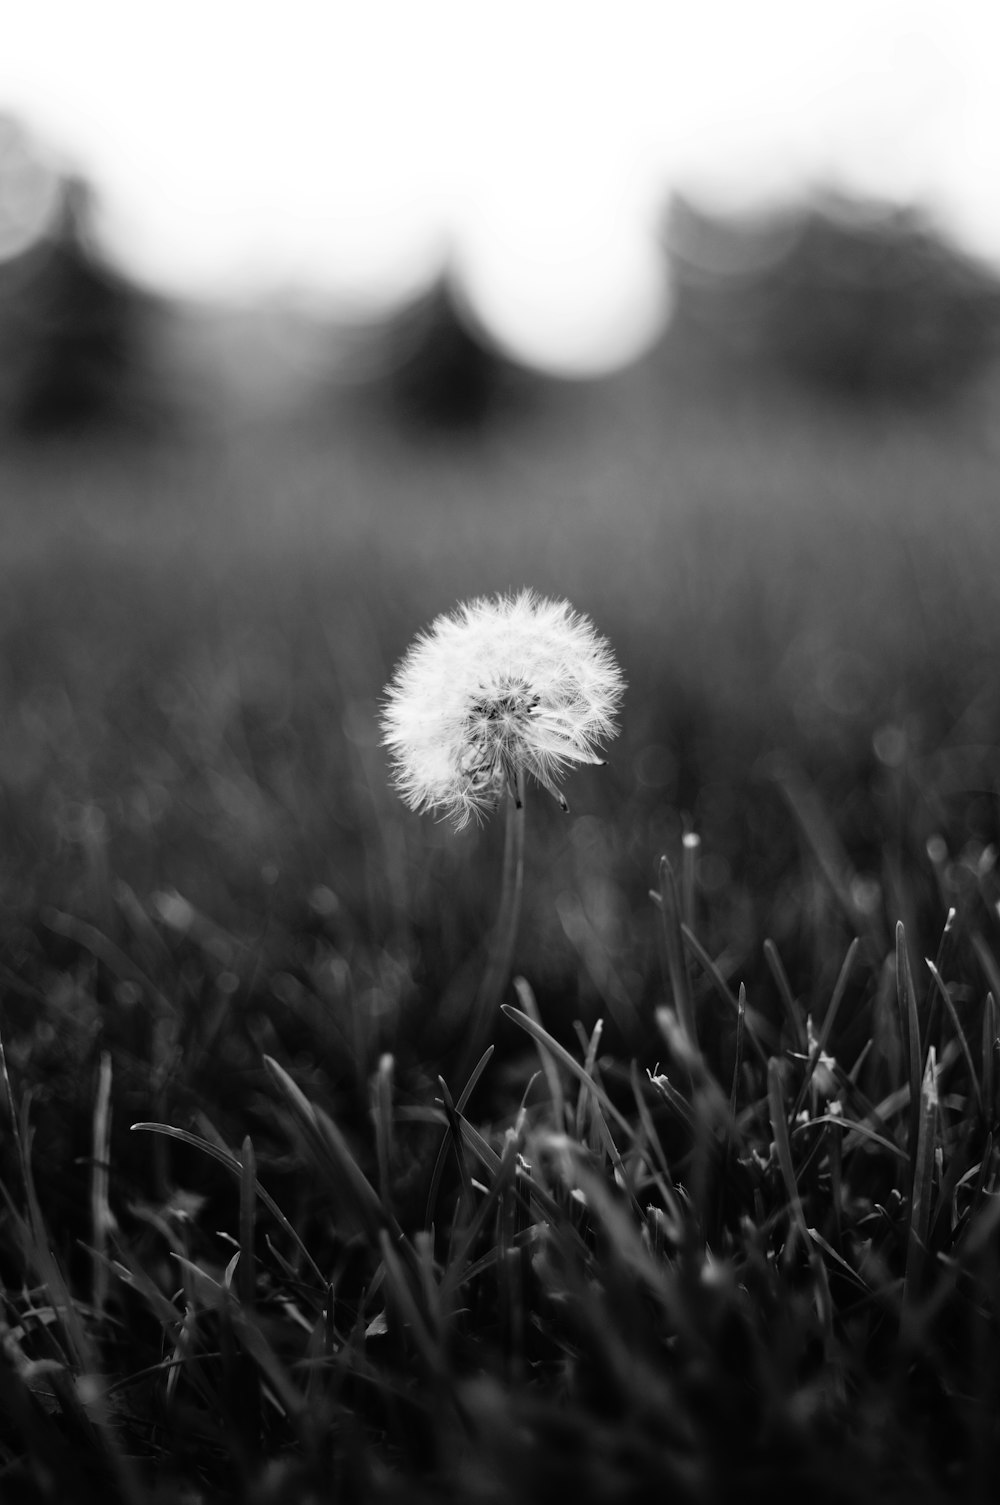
[
  {"left": 381, "top": 591, "right": 624, "bottom": 1075},
  {"left": 380, "top": 590, "right": 624, "bottom": 829}
]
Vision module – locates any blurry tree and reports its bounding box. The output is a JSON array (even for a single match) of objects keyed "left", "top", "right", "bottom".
[
  {"left": 666, "top": 192, "right": 1000, "bottom": 404},
  {"left": 349, "top": 275, "right": 535, "bottom": 435},
  {"left": 0, "top": 116, "right": 166, "bottom": 437}
]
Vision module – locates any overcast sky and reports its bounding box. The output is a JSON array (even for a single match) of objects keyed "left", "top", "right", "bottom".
[{"left": 1, "top": 1, "right": 997, "bottom": 374}]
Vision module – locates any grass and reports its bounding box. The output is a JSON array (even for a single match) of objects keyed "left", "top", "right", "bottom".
[{"left": 2, "top": 342, "right": 1000, "bottom": 1501}]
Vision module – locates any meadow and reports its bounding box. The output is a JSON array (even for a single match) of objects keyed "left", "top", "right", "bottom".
[{"left": 2, "top": 332, "right": 1000, "bottom": 1502}]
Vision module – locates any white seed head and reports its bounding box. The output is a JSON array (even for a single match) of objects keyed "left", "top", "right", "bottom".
[{"left": 380, "top": 590, "right": 625, "bottom": 828}]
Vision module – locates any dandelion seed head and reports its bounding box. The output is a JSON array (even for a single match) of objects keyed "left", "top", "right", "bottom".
[{"left": 380, "top": 590, "right": 625, "bottom": 827}]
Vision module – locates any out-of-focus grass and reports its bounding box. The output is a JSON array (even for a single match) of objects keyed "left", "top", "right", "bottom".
[
  {"left": 2, "top": 352, "right": 1000, "bottom": 1498},
  {"left": 4, "top": 361, "right": 999, "bottom": 981}
]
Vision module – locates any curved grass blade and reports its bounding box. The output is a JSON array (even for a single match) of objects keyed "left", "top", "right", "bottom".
[
  {"left": 500, "top": 1003, "right": 635, "bottom": 1141},
  {"left": 262, "top": 1054, "right": 394, "bottom": 1246},
  {"left": 131, "top": 1122, "right": 324, "bottom": 1284}
]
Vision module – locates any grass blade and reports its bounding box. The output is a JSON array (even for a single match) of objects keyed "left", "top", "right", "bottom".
[
  {"left": 263, "top": 1054, "right": 394, "bottom": 1245},
  {"left": 652, "top": 855, "right": 698, "bottom": 1048},
  {"left": 500, "top": 1003, "right": 635, "bottom": 1141},
  {"left": 91, "top": 1051, "right": 114, "bottom": 1320},
  {"left": 764, "top": 937, "right": 807, "bottom": 1055},
  {"left": 768, "top": 1058, "right": 809, "bottom": 1262},
  {"left": 790, "top": 936, "right": 860, "bottom": 1119},
  {"left": 238, "top": 1135, "right": 257, "bottom": 1310},
  {"left": 903, "top": 1047, "right": 939, "bottom": 1311},
  {"left": 131, "top": 1121, "right": 325, "bottom": 1284},
  {"left": 729, "top": 983, "right": 746, "bottom": 1118},
  {"left": 896, "top": 922, "right": 923, "bottom": 1158},
  {"left": 370, "top": 1052, "right": 396, "bottom": 1215},
  {"left": 924, "top": 957, "right": 982, "bottom": 1113},
  {"left": 983, "top": 992, "right": 999, "bottom": 1122},
  {"left": 682, "top": 924, "right": 772, "bottom": 1064},
  {"left": 423, "top": 1045, "right": 494, "bottom": 1231},
  {"left": 513, "top": 977, "right": 566, "bottom": 1129}
]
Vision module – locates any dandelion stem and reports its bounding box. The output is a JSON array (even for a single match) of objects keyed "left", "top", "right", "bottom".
[{"left": 457, "top": 769, "right": 526, "bottom": 1083}]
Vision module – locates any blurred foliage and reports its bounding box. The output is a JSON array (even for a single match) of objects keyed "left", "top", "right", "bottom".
[
  {"left": 341, "top": 276, "right": 537, "bottom": 435},
  {"left": 0, "top": 117, "right": 168, "bottom": 437},
  {"left": 667, "top": 191, "right": 1000, "bottom": 403}
]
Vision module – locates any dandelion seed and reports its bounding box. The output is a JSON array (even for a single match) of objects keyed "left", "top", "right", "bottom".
[{"left": 381, "top": 590, "right": 625, "bottom": 828}]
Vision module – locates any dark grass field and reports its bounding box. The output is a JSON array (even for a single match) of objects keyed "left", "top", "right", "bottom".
[{"left": 3, "top": 325, "right": 1000, "bottom": 1502}]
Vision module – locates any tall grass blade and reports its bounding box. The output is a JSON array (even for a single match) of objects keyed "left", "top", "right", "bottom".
[
  {"left": 896, "top": 922, "right": 923, "bottom": 1158},
  {"left": 652, "top": 854, "right": 698, "bottom": 1048},
  {"left": 238, "top": 1135, "right": 257, "bottom": 1310},
  {"left": 683, "top": 924, "right": 772, "bottom": 1063},
  {"left": 370, "top": 1052, "right": 396, "bottom": 1214},
  {"left": 500, "top": 1003, "right": 635, "bottom": 1139},
  {"left": 263, "top": 1054, "right": 394, "bottom": 1245},
  {"left": 768, "top": 1058, "right": 809, "bottom": 1261},
  {"left": 576, "top": 1018, "right": 604, "bottom": 1144},
  {"left": 729, "top": 983, "right": 746, "bottom": 1119},
  {"left": 91, "top": 1051, "right": 114, "bottom": 1319},
  {"left": 924, "top": 958, "right": 982, "bottom": 1113},
  {"left": 984, "top": 992, "right": 999, "bottom": 1122},
  {"left": 764, "top": 938, "right": 807, "bottom": 1054},
  {"left": 768, "top": 1060, "right": 833, "bottom": 1330},
  {"left": 423, "top": 1046, "right": 494, "bottom": 1230},
  {"left": 903, "top": 1047, "right": 939, "bottom": 1311},
  {"left": 513, "top": 977, "right": 566, "bottom": 1128},
  {"left": 131, "top": 1121, "right": 325, "bottom": 1284}
]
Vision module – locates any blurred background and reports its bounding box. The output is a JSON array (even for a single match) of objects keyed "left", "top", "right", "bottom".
[{"left": 4, "top": 1, "right": 1000, "bottom": 1107}]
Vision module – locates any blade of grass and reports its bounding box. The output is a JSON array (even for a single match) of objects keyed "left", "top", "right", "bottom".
[
  {"left": 378, "top": 1230, "right": 446, "bottom": 1382},
  {"left": 513, "top": 977, "right": 566, "bottom": 1129},
  {"left": 652, "top": 855, "right": 698, "bottom": 1048},
  {"left": 370, "top": 1053, "right": 395, "bottom": 1216},
  {"left": 983, "top": 992, "right": 998, "bottom": 1121},
  {"left": 729, "top": 983, "right": 746, "bottom": 1119},
  {"left": 576, "top": 1018, "right": 605, "bottom": 1145},
  {"left": 903, "top": 1047, "right": 939, "bottom": 1312},
  {"left": 262, "top": 1054, "right": 397, "bottom": 1247},
  {"left": 789, "top": 937, "right": 860, "bottom": 1120},
  {"left": 238, "top": 1136, "right": 257, "bottom": 1310},
  {"left": 924, "top": 958, "right": 982, "bottom": 1113},
  {"left": 500, "top": 1004, "right": 635, "bottom": 1141},
  {"left": 764, "top": 938, "right": 807, "bottom": 1055},
  {"left": 454, "top": 1114, "right": 589, "bottom": 1254},
  {"left": 683, "top": 925, "right": 772, "bottom": 1064},
  {"left": 791, "top": 1114, "right": 909, "bottom": 1162},
  {"left": 91, "top": 1051, "right": 114, "bottom": 1320},
  {"left": 628, "top": 1061, "right": 684, "bottom": 1231},
  {"left": 423, "top": 1045, "right": 494, "bottom": 1230},
  {"left": 896, "top": 922, "right": 923, "bottom": 1159},
  {"left": 768, "top": 1058, "right": 810, "bottom": 1262},
  {"left": 440, "top": 1130, "right": 523, "bottom": 1305},
  {"left": 130, "top": 1122, "right": 324, "bottom": 1285}
]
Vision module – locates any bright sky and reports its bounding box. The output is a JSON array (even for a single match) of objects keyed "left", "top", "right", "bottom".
[{"left": 2, "top": 1, "right": 999, "bottom": 376}]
